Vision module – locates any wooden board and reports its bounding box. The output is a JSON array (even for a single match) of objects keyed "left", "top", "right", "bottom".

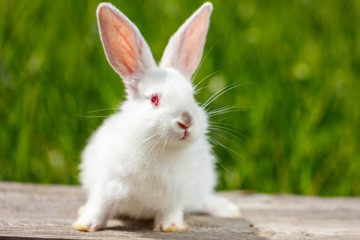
[{"left": 0, "top": 182, "right": 359, "bottom": 240}]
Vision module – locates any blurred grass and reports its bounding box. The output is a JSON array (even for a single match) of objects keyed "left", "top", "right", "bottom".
[{"left": 1, "top": 0, "right": 359, "bottom": 196}]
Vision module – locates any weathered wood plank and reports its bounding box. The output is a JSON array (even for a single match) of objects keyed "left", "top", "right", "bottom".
[{"left": 0, "top": 182, "right": 359, "bottom": 240}]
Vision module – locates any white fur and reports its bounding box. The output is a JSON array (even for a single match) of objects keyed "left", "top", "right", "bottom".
[{"left": 74, "top": 2, "right": 239, "bottom": 232}]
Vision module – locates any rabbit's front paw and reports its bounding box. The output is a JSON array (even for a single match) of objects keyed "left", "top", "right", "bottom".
[
  {"left": 153, "top": 209, "right": 185, "bottom": 232},
  {"left": 72, "top": 197, "right": 112, "bottom": 232},
  {"left": 153, "top": 221, "right": 186, "bottom": 232},
  {"left": 72, "top": 215, "right": 105, "bottom": 232}
]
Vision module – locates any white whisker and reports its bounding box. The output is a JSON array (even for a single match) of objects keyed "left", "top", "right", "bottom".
[
  {"left": 202, "top": 82, "right": 247, "bottom": 109},
  {"left": 192, "top": 39, "right": 221, "bottom": 83},
  {"left": 207, "top": 106, "right": 250, "bottom": 117},
  {"left": 141, "top": 134, "right": 159, "bottom": 155},
  {"left": 88, "top": 108, "right": 119, "bottom": 113},
  {"left": 75, "top": 115, "right": 108, "bottom": 118},
  {"left": 194, "top": 86, "right": 210, "bottom": 95},
  {"left": 194, "top": 70, "right": 224, "bottom": 91},
  {"left": 209, "top": 136, "right": 244, "bottom": 160},
  {"left": 209, "top": 122, "right": 248, "bottom": 140},
  {"left": 210, "top": 149, "right": 232, "bottom": 175},
  {"left": 209, "top": 127, "right": 245, "bottom": 145}
]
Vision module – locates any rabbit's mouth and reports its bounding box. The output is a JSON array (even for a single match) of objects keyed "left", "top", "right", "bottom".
[
  {"left": 176, "top": 115, "right": 192, "bottom": 141},
  {"left": 179, "top": 129, "right": 189, "bottom": 140}
]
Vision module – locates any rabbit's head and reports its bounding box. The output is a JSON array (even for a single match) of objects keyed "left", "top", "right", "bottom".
[{"left": 97, "top": 2, "right": 213, "bottom": 147}]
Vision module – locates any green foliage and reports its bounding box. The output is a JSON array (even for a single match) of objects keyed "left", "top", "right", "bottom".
[{"left": 1, "top": 0, "right": 359, "bottom": 196}]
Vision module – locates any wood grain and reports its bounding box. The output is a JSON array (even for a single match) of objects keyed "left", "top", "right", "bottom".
[{"left": 0, "top": 182, "right": 359, "bottom": 239}]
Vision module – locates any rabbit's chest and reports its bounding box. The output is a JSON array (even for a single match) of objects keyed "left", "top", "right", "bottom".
[
  {"left": 131, "top": 162, "right": 190, "bottom": 188},
  {"left": 123, "top": 159, "right": 195, "bottom": 197}
]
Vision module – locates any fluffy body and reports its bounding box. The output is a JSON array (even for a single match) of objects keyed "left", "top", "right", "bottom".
[{"left": 80, "top": 69, "right": 216, "bottom": 218}]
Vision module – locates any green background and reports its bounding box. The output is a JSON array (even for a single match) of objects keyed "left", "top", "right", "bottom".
[{"left": 1, "top": 0, "right": 359, "bottom": 196}]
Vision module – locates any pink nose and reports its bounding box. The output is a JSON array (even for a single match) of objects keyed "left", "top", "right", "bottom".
[{"left": 177, "top": 122, "right": 190, "bottom": 130}]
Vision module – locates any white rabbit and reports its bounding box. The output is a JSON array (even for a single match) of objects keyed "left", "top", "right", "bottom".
[{"left": 73, "top": 2, "right": 239, "bottom": 232}]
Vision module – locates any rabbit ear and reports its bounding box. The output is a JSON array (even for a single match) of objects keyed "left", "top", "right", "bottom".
[
  {"left": 97, "top": 3, "right": 156, "bottom": 96},
  {"left": 160, "top": 2, "right": 213, "bottom": 79}
]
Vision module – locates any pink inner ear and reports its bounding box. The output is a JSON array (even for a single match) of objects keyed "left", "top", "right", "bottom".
[
  {"left": 99, "top": 6, "right": 139, "bottom": 77},
  {"left": 179, "top": 7, "right": 211, "bottom": 76}
]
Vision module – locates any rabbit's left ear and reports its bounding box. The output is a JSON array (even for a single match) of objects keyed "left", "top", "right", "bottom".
[
  {"left": 160, "top": 2, "right": 213, "bottom": 79},
  {"left": 97, "top": 3, "right": 156, "bottom": 96}
]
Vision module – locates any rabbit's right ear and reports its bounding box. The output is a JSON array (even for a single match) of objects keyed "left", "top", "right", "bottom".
[
  {"left": 97, "top": 3, "right": 156, "bottom": 96},
  {"left": 160, "top": 2, "right": 213, "bottom": 79}
]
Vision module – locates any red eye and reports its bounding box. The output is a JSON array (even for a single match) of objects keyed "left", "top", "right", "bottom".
[{"left": 151, "top": 94, "right": 159, "bottom": 107}]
